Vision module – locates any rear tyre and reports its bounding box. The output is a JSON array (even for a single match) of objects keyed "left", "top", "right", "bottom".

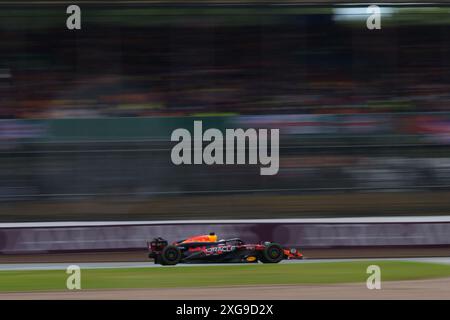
[
  {"left": 260, "top": 243, "right": 284, "bottom": 263},
  {"left": 160, "top": 245, "right": 182, "bottom": 265}
]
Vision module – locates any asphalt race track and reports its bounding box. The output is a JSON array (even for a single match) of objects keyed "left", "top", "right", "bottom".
[
  {"left": 2, "top": 257, "right": 450, "bottom": 299},
  {"left": 1, "top": 257, "right": 450, "bottom": 271}
]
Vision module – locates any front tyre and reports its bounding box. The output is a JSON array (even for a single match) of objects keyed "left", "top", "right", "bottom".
[
  {"left": 160, "top": 245, "right": 182, "bottom": 265},
  {"left": 260, "top": 243, "right": 284, "bottom": 263}
]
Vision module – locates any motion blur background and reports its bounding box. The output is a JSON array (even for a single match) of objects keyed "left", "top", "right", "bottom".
[{"left": 1, "top": 2, "right": 450, "bottom": 221}]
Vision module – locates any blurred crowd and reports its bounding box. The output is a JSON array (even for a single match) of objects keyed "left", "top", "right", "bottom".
[
  {"left": 1, "top": 6, "right": 450, "bottom": 220},
  {"left": 1, "top": 12, "right": 449, "bottom": 119}
]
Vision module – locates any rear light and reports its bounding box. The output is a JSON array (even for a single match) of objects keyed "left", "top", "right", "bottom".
[{"left": 149, "top": 238, "right": 168, "bottom": 250}]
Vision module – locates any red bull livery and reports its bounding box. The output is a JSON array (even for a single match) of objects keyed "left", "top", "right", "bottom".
[{"left": 147, "top": 233, "right": 303, "bottom": 265}]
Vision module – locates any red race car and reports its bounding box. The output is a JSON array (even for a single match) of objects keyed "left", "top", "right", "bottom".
[{"left": 147, "top": 233, "right": 303, "bottom": 265}]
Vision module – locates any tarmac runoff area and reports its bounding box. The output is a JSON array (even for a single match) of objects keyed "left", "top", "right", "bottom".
[
  {"left": 1, "top": 257, "right": 450, "bottom": 271},
  {"left": 1, "top": 279, "right": 450, "bottom": 300}
]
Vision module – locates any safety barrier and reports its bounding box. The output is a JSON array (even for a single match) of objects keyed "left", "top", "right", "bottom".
[{"left": 1, "top": 217, "right": 450, "bottom": 254}]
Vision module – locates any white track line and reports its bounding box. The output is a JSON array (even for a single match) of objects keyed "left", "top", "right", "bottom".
[{"left": 3, "top": 216, "right": 450, "bottom": 228}]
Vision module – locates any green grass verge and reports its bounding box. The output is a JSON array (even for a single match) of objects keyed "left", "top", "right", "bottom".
[{"left": 1, "top": 261, "right": 450, "bottom": 292}]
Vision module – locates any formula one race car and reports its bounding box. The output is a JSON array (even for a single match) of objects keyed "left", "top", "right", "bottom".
[{"left": 147, "top": 233, "right": 303, "bottom": 265}]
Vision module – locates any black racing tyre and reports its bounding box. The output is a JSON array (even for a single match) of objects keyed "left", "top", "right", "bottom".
[
  {"left": 160, "top": 245, "right": 182, "bottom": 265},
  {"left": 260, "top": 243, "right": 284, "bottom": 263}
]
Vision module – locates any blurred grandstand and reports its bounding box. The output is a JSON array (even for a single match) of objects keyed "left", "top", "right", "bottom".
[{"left": 1, "top": 3, "right": 450, "bottom": 221}]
